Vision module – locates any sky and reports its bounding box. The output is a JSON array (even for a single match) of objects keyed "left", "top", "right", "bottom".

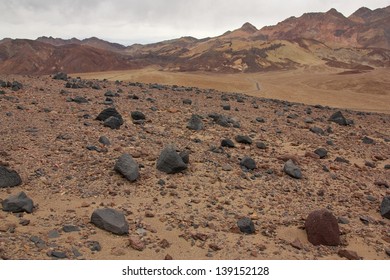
[{"left": 1, "top": 0, "right": 389, "bottom": 45}]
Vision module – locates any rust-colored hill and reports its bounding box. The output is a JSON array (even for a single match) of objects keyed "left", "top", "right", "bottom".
[
  {"left": 0, "top": 39, "right": 137, "bottom": 74},
  {"left": 0, "top": 6, "right": 389, "bottom": 75}
]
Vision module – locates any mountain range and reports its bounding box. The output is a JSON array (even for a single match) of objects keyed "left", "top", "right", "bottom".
[{"left": 0, "top": 5, "right": 389, "bottom": 74}]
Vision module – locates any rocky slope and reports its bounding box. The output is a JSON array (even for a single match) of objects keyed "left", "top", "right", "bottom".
[{"left": 0, "top": 74, "right": 389, "bottom": 260}]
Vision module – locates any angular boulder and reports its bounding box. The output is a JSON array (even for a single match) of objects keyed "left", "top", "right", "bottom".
[
  {"left": 305, "top": 209, "right": 340, "bottom": 246},
  {"left": 156, "top": 145, "right": 187, "bottom": 174},
  {"left": 0, "top": 166, "right": 22, "bottom": 188},
  {"left": 114, "top": 154, "right": 139, "bottom": 182},
  {"left": 96, "top": 107, "right": 123, "bottom": 124},
  {"left": 283, "top": 160, "right": 302, "bottom": 179},
  {"left": 240, "top": 156, "right": 256, "bottom": 170},
  {"left": 187, "top": 114, "right": 204, "bottom": 131},
  {"left": 90, "top": 208, "right": 129, "bottom": 235},
  {"left": 328, "top": 111, "right": 349, "bottom": 126},
  {"left": 237, "top": 217, "right": 255, "bottom": 234},
  {"left": 2, "top": 191, "right": 34, "bottom": 213}
]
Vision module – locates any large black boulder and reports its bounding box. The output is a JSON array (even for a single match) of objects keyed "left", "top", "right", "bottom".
[
  {"left": 90, "top": 208, "right": 129, "bottom": 235},
  {"left": 156, "top": 145, "right": 187, "bottom": 174},
  {"left": 114, "top": 154, "right": 139, "bottom": 182},
  {"left": 0, "top": 166, "right": 22, "bottom": 188},
  {"left": 2, "top": 191, "right": 34, "bottom": 213}
]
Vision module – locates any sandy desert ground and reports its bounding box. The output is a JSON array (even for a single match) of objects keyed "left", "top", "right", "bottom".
[
  {"left": 76, "top": 67, "right": 390, "bottom": 114},
  {"left": 0, "top": 73, "right": 389, "bottom": 260}
]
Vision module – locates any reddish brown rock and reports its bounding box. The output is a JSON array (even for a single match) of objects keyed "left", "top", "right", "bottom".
[
  {"left": 128, "top": 236, "right": 145, "bottom": 251},
  {"left": 305, "top": 209, "right": 340, "bottom": 246},
  {"left": 338, "top": 249, "right": 361, "bottom": 260}
]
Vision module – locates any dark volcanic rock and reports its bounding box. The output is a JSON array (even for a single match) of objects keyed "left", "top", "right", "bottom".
[
  {"left": 187, "top": 114, "right": 204, "bottom": 131},
  {"left": 131, "top": 111, "right": 146, "bottom": 120},
  {"left": 362, "top": 136, "right": 375, "bottom": 144},
  {"left": 182, "top": 99, "right": 192, "bottom": 105},
  {"left": 96, "top": 107, "right": 123, "bottom": 124},
  {"left": 310, "top": 127, "right": 324, "bottom": 135},
  {"left": 283, "top": 160, "right": 302, "bottom": 179},
  {"left": 104, "top": 116, "right": 123, "bottom": 129},
  {"left": 51, "top": 251, "right": 67, "bottom": 259},
  {"left": 221, "top": 138, "right": 235, "bottom": 148},
  {"left": 235, "top": 135, "right": 252, "bottom": 144},
  {"left": 156, "top": 145, "right": 187, "bottom": 174},
  {"left": 237, "top": 217, "right": 255, "bottom": 234},
  {"left": 114, "top": 153, "right": 140, "bottom": 182},
  {"left": 314, "top": 148, "right": 328, "bottom": 159},
  {"left": 256, "top": 142, "right": 267, "bottom": 149},
  {"left": 90, "top": 208, "right": 129, "bottom": 235},
  {"left": 2, "top": 191, "right": 34, "bottom": 213},
  {"left": 380, "top": 196, "right": 390, "bottom": 219},
  {"left": 305, "top": 209, "right": 340, "bottom": 246},
  {"left": 240, "top": 157, "right": 256, "bottom": 170},
  {"left": 71, "top": 96, "right": 88, "bottom": 104},
  {"left": 0, "top": 166, "right": 22, "bottom": 188},
  {"left": 98, "top": 135, "right": 111, "bottom": 146},
  {"left": 328, "top": 111, "right": 350, "bottom": 126},
  {"left": 53, "top": 72, "right": 68, "bottom": 81}
]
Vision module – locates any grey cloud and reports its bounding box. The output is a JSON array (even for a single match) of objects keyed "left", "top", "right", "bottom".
[{"left": 1, "top": 0, "right": 389, "bottom": 44}]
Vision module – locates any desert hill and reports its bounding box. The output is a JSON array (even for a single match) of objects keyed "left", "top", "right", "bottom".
[{"left": 0, "top": 6, "right": 389, "bottom": 74}]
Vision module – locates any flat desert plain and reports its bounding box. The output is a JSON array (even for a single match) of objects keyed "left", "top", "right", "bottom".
[{"left": 76, "top": 67, "right": 390, "bottom": 114}]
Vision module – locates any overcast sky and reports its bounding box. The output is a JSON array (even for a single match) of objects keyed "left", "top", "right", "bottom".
[{"left": 1, "top": 0, "right": 389, "bottom": 45}]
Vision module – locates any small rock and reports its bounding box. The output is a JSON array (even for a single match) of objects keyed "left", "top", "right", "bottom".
[
  {"left": 338, "top": 217, "right": 349, "bottom": 224},
  {"left": 182, "top": 99, "right": 192, "bottom": 105},
  {"left": 114, "top": 153, "right": 139, "bottom": 182},
  {"left": 87, "top": 240, "right": 102, "bottom": 252},
  {"left": 156, "top": 145, "right": 187, "bottom": 174},
  {"left": 104, "top": 116, "right": 123, "bottom": 129},
  {"left": 314, "top": 148, "right": 328, "bottom": 159},
  {"left": 305, "top": 209, "right": 340, "bottom": 246},
  {"left": 187, "top": 114, "right": 204, "bottom": 131},
  {"left": 222, "top": 164, "right": 233, "bottom": 171},
  {"left": 328, "top": 111, "right": 349, "bottom": 126},
  {"left": 256, "top": 142, "right": 267, "bottom": 149},
  {"left": 222, "top": 104, "right": 231, "bottom": 110},
  {"left": 90, "top": 208, "right": 129, "bottom": 235},
  {"left": 240, "top": 157, "right": 256, "bottom": 170},
  {"left": 0, "top": 166, "right": 22, "bottom": 188},
  {"left": 131, "top": 111, "right": 146, "bottom": 120},
  {"left": 51, "top": 251, "right": 67, "bottom": 259},
  {"left": 71, "top": 96, "right": 88, "bottom": 104},
  {"left": 98, "top": 136, "right": 111, "bottom": 146},
  {"left": 62, "top": 225, "right": 80, "bottom": 232},
  {"left": 237, "top": 217, "right": 255, "bottom": 234},
  {"left": 2, "top": 191, "right": 34, "bottom": 213},
  {"left": 291, "top": 238, "right": 304, "bottom": 250},
  {"left": 129, "top": 236, "right": 145, "bottom": 251},
  {"left": 380, "top": 196, "right": 390, "bottom": 219},
  {"left": 338, "top": 249, "right": 361, "bottom": 260},
  {"left": 310, "top": 127, "right": 324, "bottom": 135},
  {"left": 283, "top": 160, "right": 302, "bottom": 179},
  {"left": 221, "top": 139, "right": 235, "bottom": 148},
  {"left": 235, "top": 135, "right": 252, "bottom": 144},
  {"left": 164, "top": 254, "right": 173, "bottom": 260}
]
